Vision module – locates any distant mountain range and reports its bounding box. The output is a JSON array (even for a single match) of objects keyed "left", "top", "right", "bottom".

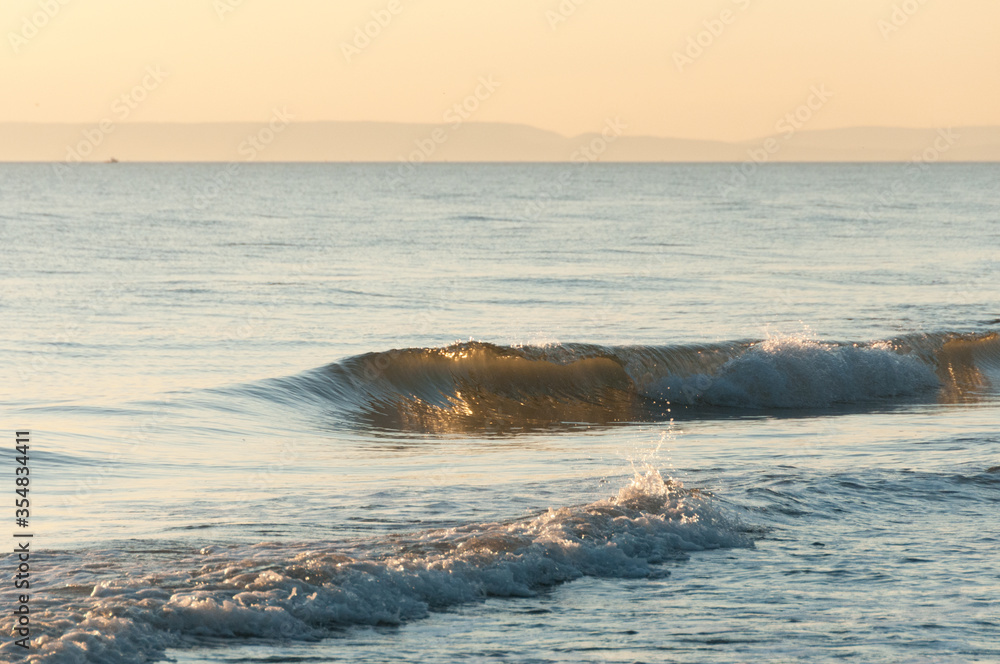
[{"left": 2, "top": 122, "right": 998, "bottom": 162}]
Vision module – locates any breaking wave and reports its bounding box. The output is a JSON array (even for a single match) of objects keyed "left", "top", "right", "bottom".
[
  {"left": 238, "top": 331, "right": 999, "bottom": 433},
  {"left": 1, "top": 470, "right": 750, "bottom": 663}
]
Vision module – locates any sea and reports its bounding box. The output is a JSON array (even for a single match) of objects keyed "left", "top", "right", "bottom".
[{"left": 1, "top": 162, "right": 998, "bottom": 664}]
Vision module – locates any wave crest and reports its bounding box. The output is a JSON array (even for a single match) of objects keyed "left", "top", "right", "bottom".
[
  {"left": 235, "top": 331, "right": 999, "bottom": 433},
  {"left": 4, "top": 470, "right": 748, "bottom": 663}
]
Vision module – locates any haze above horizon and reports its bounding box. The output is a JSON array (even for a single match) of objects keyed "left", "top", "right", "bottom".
[{"left": 4, "top": 0, "right": 998, "bottom": 150}]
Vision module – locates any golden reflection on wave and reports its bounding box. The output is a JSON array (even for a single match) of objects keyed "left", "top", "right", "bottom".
[
  {"left": 352, "top": 356, "right": 657, "bottom": 435},
  {"left": 324, "top": 333, "right": 1000, "bottom": 435},
  {"left": 933, "top": 332, "right": 999, "bottom": 404}
]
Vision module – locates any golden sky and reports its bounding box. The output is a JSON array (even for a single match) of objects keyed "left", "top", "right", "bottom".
[{"left": 4, "top": 0, "right": 999, "bottom": 141}]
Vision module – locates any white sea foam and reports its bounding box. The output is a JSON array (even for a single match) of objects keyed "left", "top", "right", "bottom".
[
  {"left": 642, "top": 337, "right": 940, "bottom": 408},
  {"left": 0, "top": 470, "right": 750, "bottom": 664}
]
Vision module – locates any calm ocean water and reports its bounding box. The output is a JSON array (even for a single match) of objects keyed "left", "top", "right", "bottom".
[{"left": 1, "top": 163, "right": 998, "bottom": 663}]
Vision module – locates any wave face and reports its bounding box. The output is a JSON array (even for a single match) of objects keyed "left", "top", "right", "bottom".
[
  {"left": 6, "top": 470, "right": 750, "bottom": 663},
  {"left": 644, "top": 338, "right": 941, "bottom": 409},
  {"left": 242, "top": 332, "right": 999, "bottom": 433}
]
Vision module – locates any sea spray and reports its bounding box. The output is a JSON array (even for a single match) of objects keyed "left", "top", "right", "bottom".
[{"left": 2, "top": 467, "right": 752, "bottom": 664}]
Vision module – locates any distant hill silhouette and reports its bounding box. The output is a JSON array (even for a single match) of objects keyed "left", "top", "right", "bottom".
[{"left": 2, "top": 122, "right": 998, "bottom": 162}]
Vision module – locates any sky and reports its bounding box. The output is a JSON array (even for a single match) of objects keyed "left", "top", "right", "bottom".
[{"left": 3, "top": 0, "right": 999, "bottom": 141}]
